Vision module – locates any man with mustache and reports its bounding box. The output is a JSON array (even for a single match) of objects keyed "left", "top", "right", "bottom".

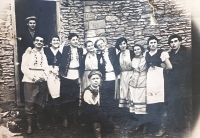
[
  {"left": 165, "top": 34, "right": 191, "bottom": 133},
  {"left": 59, "top": 33, "right": 83, "bottom": 127}
]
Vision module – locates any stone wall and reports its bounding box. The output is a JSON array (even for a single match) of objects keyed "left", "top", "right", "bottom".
[
  {"left": 0, "top": 0, "right": 16, "bottom": 102},
  {"left": 59, "top": 0, "right": 84, "bottom": 49},
  {"left": 0, "top": 0, "right": 192, "bottom": 102},
  {"left": 83, "top": 0, "right": 191, "bottom": 49}
]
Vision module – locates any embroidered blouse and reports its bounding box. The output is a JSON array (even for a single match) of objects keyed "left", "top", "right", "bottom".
[{"left": 21, "top": 47, "right": 49, "bottom": 83}]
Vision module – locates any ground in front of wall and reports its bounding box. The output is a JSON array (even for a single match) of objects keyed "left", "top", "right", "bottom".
[{"left": 0, "top": 103, "right": 191, "bottom": 138}]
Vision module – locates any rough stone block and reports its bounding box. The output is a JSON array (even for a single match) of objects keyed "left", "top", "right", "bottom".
[
  {"left": 106, "top": 16, "right": 118, "bottom": 22},
  {"left": 123, "top": 13, "right": 129, "bottom": 16},
  {"left": 95, "top": 29, "right": 105, "bottom": 36},
  {"left": 96, "top": 15, "right": 105, "bottom": 20},
  {"left": 138, "top": 19, "right": 146, "bottom": 22},
  {"left": 88, "top": 20, "right": 105, "bottom": 30},
  {"left": 84, "top": 13, "right": 95, "bottom": 21},
  {"left": 84, "top": 1, "right": 98, "bottom": 6},
  {"left": 141, "top": 14, "right": 151, "bottom": 19},
  {"left": 84, "top": 6, "right": 91, "bottom": 12},
  {"left": 85, "top": 30, "right": 96, "bottom": 38}
]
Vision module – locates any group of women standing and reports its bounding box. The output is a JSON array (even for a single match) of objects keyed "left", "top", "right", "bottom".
[
  {"left": 43, "top": 34, "right": 173, "bottom": 137},
  {"left": 114, "top": 36, "right": 172, "bottom": 136}
]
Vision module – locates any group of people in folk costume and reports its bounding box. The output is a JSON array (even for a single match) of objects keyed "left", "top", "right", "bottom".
[{"left": 19, "top": 16, "right": 191, "bottom": 138}]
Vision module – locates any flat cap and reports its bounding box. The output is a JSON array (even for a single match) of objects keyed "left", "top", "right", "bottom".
[
  {"left": 25, "top": 16, "right": 37, "bottom": 21},
  {"left": 88, "top": 70, "right": 102, "bottom": 79}
]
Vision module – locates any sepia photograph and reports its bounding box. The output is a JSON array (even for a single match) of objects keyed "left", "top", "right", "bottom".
[{"left": 0, "top": 0, "right": 199, "bottom": 137}]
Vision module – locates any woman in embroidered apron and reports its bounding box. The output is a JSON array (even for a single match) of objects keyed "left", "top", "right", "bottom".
[
  {"left": 80, "top": 70, "right": 114, "bottom": 138},
  {"left": 80, "top": 40, "right": 101, "bottom": 105},
  {"left": 128, "top": 44, "right": 148, "bottom": 133},
  {"left": 115, "top": 37, "right": 134, "bottom": 108},
  {"left": 44, "top": 35, "right": 62, "bottom": 122},
  {"left": 145, "top": 36, "right": 172, "bottom": 136}
]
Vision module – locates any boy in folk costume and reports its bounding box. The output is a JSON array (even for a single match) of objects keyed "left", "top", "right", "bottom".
[
  {"left": 80, "top": 70, "right": 114, "bottom": 138},
  {"left": 21, "top": 35, "right": 49, "bottom": 134},
  {"left": 59, "top": 33, "right": 83, "bottom": 127}
]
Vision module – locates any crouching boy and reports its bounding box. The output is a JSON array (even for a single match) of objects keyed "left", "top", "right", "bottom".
[{"left": 80, "top": 70, "right": 114, "bottom": 138}]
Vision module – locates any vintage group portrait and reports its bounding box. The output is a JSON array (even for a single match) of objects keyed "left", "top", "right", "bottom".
[{"left": 0, "top": 0, "right": 196, "bottom": 137}]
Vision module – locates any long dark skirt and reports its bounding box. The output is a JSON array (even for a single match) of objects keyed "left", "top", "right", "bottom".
[
  {"left": 60, "top": 77, "right": 80, "bottom": 116},
  {"left": 100, "top": 80, "right": 118, "bottom": 117}
]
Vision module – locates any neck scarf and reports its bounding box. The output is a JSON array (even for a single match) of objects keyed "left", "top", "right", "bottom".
[{"left": 90, "top": 85, "right": 99, "bottom": 97}]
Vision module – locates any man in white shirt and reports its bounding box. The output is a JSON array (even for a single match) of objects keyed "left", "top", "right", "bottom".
[
  {"left": 21, "top": 35, "right": 49, "bottom": 134},
  {"left": 59, "top": 33, "right": 83, "bottom": 127}
]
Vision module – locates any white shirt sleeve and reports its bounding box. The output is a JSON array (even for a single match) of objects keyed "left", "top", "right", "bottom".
[
  {"left": 160, "top": 51, "right": 170, "bottom": 62},
  {"left": 83, "top": 90, "right": 99, "bottom": 105},
  {"left": 83, "top": 90, "right": 94, "bottom": 104},
  {"left": 21, "top": 48, "right": 34, "bottom": 80}
]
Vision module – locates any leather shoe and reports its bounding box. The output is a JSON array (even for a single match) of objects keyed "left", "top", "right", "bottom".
[
  {"left": 155, "top": 129, "right": 165, "bottom": 137},
  {"left": 173, "top": 127, "right": 184, "bottom": 133},
  {"left": 133, "top": 125, "right": 142, "bottom": 131},
  {"left": 73, "top": 114, "right": 78, "bottom": 125},
  {"left": 63, "top": 117, "right": 68, "bottom": 127},
  {"left": 36, "top": 122, "right": 43, "bottom": 130},
  {"left": 142, "top": 125, "right": 148, "bottom": 134},
  {"left": 27, "top": 125, "right": 33, "bottom": 134}
]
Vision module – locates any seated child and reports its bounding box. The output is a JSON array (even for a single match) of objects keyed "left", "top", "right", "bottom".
[{"left": 80, "top": 70, "right": 114, "bottom": 138}]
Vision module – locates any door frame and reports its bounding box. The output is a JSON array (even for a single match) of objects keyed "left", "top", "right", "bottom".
[
  {"left": 11, "top": 0, "right": 21, "bottom": 106},
  {"left": 13, "top": 0, "right": 60, "bottom": 106}
]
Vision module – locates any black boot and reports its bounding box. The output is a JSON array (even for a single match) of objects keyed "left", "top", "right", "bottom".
[
  {"left": 62, "top": 116, "right": 68, "bottom": 128},
  {"left": 155, "top": 124, "right": 166, "bottom": 137},
  {"left": 73, "top": 112, "right": 79, "bottom": 125},
  {"left": 36, "top": 114, "right": 43, "bottom": 130},
  {"left": 54, "top": 105, "right": 61, "bottom": 116},
  {"left": 50, "top": 113, "right": 57, "bottom": 124},
  {"left": 93, "top": 123, "right": 101, "bottom": 138},
  {"left": 27, "top": 115, "right": 33, "bottom": 134},
  {"left": 142, "top": 125, "right": 148, "bottom": 134},
  {"left": 52, "top": 105, "right": 61, "bottom": 123}
]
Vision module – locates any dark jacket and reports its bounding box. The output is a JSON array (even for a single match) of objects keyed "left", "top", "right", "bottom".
[
  {"left": 59, "top": 46, "right": 83, "bottom": 77},
  {"left": 18, "top": 29, "right": 39, "bottom": 63},
  {"left": 168, "top": 46, "right": 191, "bottom": 86},
  {"left": 99, "top": 47, "right": 120, "bottom": 80},
  {"left": 20, "top": 29, "right": 37, "bottom": 49}
]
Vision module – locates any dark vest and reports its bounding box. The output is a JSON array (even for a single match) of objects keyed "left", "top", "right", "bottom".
[
  {"left": 146, "top": 50, "right": 163, "bottom": 69},
  {"left": 99, "top": 47, "right": 120, "bottom": 80},
  {"left": 59, "top": 46, "right": 83, "bottom": 77},
  {"left": 44, "top": 47, "right": 62, "bottom": 67},
  {"left": 81, "top": 85, "right": 99, "bottom": 107}
]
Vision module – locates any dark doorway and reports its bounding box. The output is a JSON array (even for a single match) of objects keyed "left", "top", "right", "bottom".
[{"left": 15, "top": 0, "right": 57, "bottom": 106}]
